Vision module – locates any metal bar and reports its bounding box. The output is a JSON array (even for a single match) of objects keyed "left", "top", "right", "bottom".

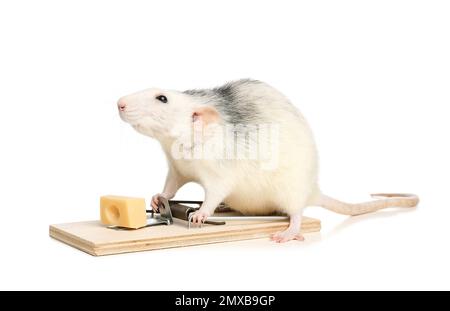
[
  {"left": 208, "top": 216, "right": 288, "bottom": 221},
  {"left": 169, "top": 200, "right": 203, "bottom": 205},
  {"left": 188, "top": 214, "right": 288, "bottom": 229}
]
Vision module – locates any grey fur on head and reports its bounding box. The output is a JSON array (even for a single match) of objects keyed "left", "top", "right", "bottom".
[{"left": 184, "top": 79, "right": 262, "bottom": 124}]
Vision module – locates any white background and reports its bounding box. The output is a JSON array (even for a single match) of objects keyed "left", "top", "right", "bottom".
[{"left": 0, "top": 0, "right": 449, "bottom": 290}]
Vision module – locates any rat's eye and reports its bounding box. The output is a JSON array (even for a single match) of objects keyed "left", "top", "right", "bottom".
[{"left": 156, "top": 95, "right": 168, "bottom": 103}]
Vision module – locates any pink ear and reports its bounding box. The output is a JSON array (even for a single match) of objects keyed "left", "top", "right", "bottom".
[{"left": 192, "top": 106, "right": 220, "bottom": 125}]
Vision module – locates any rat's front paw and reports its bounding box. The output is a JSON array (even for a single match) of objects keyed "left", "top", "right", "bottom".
[
  {"left": 151, "top": 193, "right": 165, "bottom": 211},
  {"left": 190, "top": 209, "right": 211, "bottom": 226}
]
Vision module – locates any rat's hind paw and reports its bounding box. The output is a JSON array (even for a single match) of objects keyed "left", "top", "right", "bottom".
[{"left": 271, "top": 229, "right": 304, "bottom": 243}]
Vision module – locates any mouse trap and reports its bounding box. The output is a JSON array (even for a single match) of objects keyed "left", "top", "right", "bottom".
[{"left": 49, "top": 195, "right": 321, "bottom": 256}]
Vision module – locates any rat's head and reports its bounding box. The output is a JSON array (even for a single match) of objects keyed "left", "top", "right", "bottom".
[{"left": 117, "top": 88, "right": 221, "bottom": 142}]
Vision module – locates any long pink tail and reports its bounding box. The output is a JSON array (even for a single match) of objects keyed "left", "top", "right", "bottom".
[{"left": 316, "top": 193, "right": 419, "bottom": 216}]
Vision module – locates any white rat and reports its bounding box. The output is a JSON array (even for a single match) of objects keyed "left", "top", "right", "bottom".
[{"left": 117, "top": 79, "right": 418, "bottom": 242}]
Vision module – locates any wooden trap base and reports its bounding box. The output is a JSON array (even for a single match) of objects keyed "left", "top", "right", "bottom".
[{"left": 49, "top": 217, "right": 321, "bottom": 256}]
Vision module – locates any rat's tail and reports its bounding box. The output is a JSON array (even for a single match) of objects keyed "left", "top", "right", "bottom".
[{"left": 315, "top": 193, "right": 419, "bottom": 216}]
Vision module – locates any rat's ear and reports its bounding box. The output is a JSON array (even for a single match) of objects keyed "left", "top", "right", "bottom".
[{"left": 192, "top": 106, "right": 221, "bottom": 125}]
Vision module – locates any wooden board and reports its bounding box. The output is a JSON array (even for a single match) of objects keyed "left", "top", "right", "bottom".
[{"left": 49, "top": 217, "right": 321, "bottom": 256}]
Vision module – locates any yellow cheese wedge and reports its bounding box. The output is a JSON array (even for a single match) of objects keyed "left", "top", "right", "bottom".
[{"left": 100, "top": 195, "right": 147, "bottom": 229}]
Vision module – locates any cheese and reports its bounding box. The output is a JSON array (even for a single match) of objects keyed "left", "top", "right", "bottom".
[{"left": 100, "top": 195, "right": 147, "bottom": 229}]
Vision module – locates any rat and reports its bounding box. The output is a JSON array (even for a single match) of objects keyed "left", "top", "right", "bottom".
[{"left": 117, "top": 79, "right": 418, "bottom": 242}]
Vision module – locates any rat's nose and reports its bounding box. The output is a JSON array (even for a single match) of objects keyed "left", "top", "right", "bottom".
[{"left": 117, "top": 99, "right": 127, "bottom": 112}]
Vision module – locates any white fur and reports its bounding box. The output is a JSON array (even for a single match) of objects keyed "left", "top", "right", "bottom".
[
  {"left": 118, "top": 81, "right": 320, "bottom": 220},
  {"left": 118, "top": 80, "right": 419, "bottom": 241}
]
